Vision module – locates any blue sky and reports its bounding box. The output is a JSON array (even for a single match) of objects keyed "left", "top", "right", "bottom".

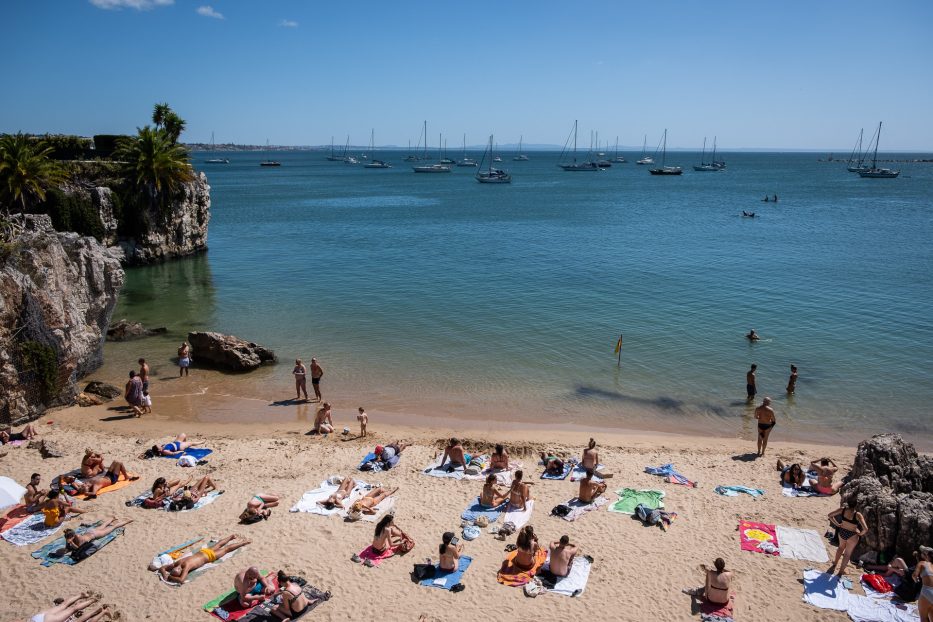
[{"left": 2, "top": 1, "right": 932, "bottom": 150}]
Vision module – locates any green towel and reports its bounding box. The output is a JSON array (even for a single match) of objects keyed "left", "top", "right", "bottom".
[
  {"left": 201, "top": 570, "right": 269, "bottom": 611},
  {"left": 608, "top": 488, "right": 665, "bottom": 514}
]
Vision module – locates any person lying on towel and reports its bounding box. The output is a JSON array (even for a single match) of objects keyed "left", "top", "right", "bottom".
[
  {"left": 539, "top": 452, "right": 564, "bottom": 476},
  {"left": 158, "top": 535, "right": 250, "bottom": 584}
]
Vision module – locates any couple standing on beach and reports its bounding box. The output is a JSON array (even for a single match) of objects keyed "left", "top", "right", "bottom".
[{"left": 293, "top": 358, "right": 324, "bottom": 402}]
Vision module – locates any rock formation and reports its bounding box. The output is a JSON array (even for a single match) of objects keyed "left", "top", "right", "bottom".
[
  {"left": 0, "top": 215, "right": 124, "bottom": 425},
  {"left": 187, "top": 331, "right": 276, "bottom": 372},
  {"left": 843, "top": 433, "right": 933, "bottom": 559},
  {"left": 106, "top": 319, "right": 167, "bottom": 341},
  {"left": 83, "top": 381, "right": 122, "bottom": 401}
]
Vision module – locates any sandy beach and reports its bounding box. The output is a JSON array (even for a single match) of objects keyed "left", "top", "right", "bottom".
[{"left": 0, "top": 400, "right": 882, "bottom": 622}]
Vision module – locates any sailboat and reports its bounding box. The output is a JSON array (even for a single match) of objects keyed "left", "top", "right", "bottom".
[
  {"left": 204, "top": 132, "right": 229, "bottom": 164},
  {"left": 858, "top": 122, "right": 899, "bottom": 178},
  {"left": 364, "top": 129, "right": 391, "bottom": 169},
  {"left": 440, "top": 138, "right": 455, "bottom": 164},
  {"left": 326, "top": 136, "right": 344, "bottom": 161},
  {"left": 693, "top": 137, "right": 718, "bottom": 171},
  {"left": 412, "top": 124, "right": 451, "bottom": 173},
  {"left": 513, "top": 135, "right": 529, "bottom": 161},
  {"left": 846, "top": 128, "right": 869, "bottom": 173},
  {"left": 259, "top": 139, "right": 280, "bottom": 167},
  {"left": 636, "top": 135, "right": 654, "bottom": 165},
  {"left": 558, "top": 120, "right": 600, "bottom": 171},
  {"left": 612, "top": 136, "right": 626, "bottom": 163},
  {"left": 649, "top": 129, "right": 682, "bottom": 175},
  {"left": 710, "top": 137, "right": 725, "bottom": 169},
  {"left": 594, "top": 132, "right": 612, "bottom": 167},
  {"left": 341, "top": 136, "right": 358, "bottom": 164},
  {"left": 476, "top": 134, "right": 511, "bottom": 184},
  {"left": 493, "top": 142, "right": 502, "bottom": 163},
  {"left": 457, "top": 134, "right": 476, "bottom": 167}
]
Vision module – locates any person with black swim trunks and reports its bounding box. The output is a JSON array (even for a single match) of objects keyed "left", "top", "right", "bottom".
[
  {"left": 754, "top": 397, "right": 776, "bottom": 457},
  {"left": 746, "top": 364, "right": 757, "bottom": 401},
  {"left": 310, "top": 358, "right": 324, "bottom": 402},
  {"left": 828, "top": 499, "right": 868, "bottom": 577}
]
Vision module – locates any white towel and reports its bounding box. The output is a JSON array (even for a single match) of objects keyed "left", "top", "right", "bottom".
[
  {"left": 156, "top": 546, "right": 241, "bottom": 587},
  {"left": 562, "top": 497, "right": 608, "bottom": 522},
  {"left": 776, "top": 526, "right": 829, "bottom": 563},
  {"left": 290, "top": 483, "right": 340, "bottom": 514},
  {"left": 544, "top": 555, "right": 592, "bottom": 596},
  {"left": 340, "top": 495, "right": 395, "bottom": 523},
  {"left": 801, "top": 569, "right": 919, "bottom": 622},
  {"left": 502, "top": 500, "right": 534, "bottom": 530}
]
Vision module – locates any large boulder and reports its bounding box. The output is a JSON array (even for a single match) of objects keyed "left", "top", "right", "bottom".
[
  {"left": 186, "top": 331, "right": 275, "bottom": 372},
  {"left": 106, "top": 319, "right": 167, "bottom": 341},
  {"left": 83, "top": 381, "right": 121, "bottom": 401},
  {"left": 843, "top": 434, "right": 933, "bottom": 559}
]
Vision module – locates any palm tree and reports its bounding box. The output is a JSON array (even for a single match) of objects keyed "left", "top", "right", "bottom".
[
  {"left": 152, "top": 102, "right": 171, "bottom": 128},
  {"left": 0, "top": 133, "right": 64, "bottom": 214},
  {"left": 152, "top": 103, "right": 185, "bottom": 144},
  {"left": 115, "top": 126, "right": 194, "bottom": 209}
]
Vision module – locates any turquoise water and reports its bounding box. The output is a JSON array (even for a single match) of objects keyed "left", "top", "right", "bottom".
[{"left": 107, "top": 150, "right": 933, "bottom": 445}]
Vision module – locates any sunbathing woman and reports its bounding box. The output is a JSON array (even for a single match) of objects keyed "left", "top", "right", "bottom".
[
  {"left": 159, "top": 535, "right": 251, "bottom": 584},
  {"left": 684, "top": 558, "right": 734, "bottom": 605},
  {"left": 776, "top": 460, "right": 807, "bottom": 488},
  {"left": 271, "top": 570, "right": 311, "bottom": 620},
  {"left": 507, "top": 470, "right": 531, "bottom": 511},
  {"left": 148, "top": 477, "right": 188, "bottom": 507},
  {"left": 240, "top": 492, "right": 281, "bottom": 522},
  {"left": 317, "top": 478, "right": 356, "bottom": 510},
  {"left": 0, "top": 423, "right": 38, "bottom": 444},
  {"left": 26, "top": 593, "right": 106, "bottom": 622},
  {"left": 348, "top": 487, "right": 398, "bottom": 516},
  {"left": 489, "top": 444, "right": 510, "bottom": 471},
  {"left": 862, "top": 557, "right": 909, "bottom": 578},
  {"left": 439, "top": 531, "right": 463, "bottom": 572},
  {"left": 81, "top": 461, "right": 136, "bottom": 498},
  {"left": 147, "top": 433, "right": 203, "bottom": 458},
  {"left": 64, "top": 517, "right": 133, "bottom": 551},
  {"left": 513, "top": 525, "right": 540, "bottom": 570},
  {"left": 539, "top": 452, "right": 564, "bottom": 476},
  {"left": 828, "top": 499, "right": 869, "bottom": 577},
  {"left": 481, "top": 474, "right": 509, "bottom": 508},
  {"left": 371, "top": 514, "right": 414, "bottom": 555},
  {"left": 40, "top": 490, "right": 88, "bottom": 527}
]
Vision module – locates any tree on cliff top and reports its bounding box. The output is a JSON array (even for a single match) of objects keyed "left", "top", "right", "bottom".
[
  {"left": 0, "top": 133, "right": 65, "bottom": 215},
  {"left": 115, "top": 126, "right": 194, "bottom": 210},
  {"left": 152, "top": 102, "right": 186, "bottom": 145}
]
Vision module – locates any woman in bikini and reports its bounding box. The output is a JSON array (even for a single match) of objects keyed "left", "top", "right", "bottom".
[
  {"left": 271, "top": 570, "right": 311, "bottom": 620},
  {"left": 583, "top": 438, "right": 613, "bottom": 479},
  {"left": 776, "top": 460, "right": 807, "bottom": 488},
  {"left": 507, "top": 470, "right": 531, "bottom": 511},
  {"left": 913, "top": 546, "right": 933, "bottom": 622},
  {"left": 512, "top": 525, "right": 540, "bottom": 570},
  {"left": 64, "top": 517, "right": 133, "bottom": 552},
  {"left": 146, "top": 433, "right": 203, "bottom": 458},
  {"left": 489, "top": 444, "right": 510, "bottom": 471},
  {"left": 80, "top": 450, "right": 104, "bottom": 478},
  {"left": 159, "top": 535, "right": 251, "bottom": 584},
  {"left": 27, "top": 594, "right": 111, "bottom": 622},
  {"left": 348, "top": 487, "right": 397, "bottom": 516},
  {"left": 149, "top": 477, "right": 188, "bottom": 505},
  {"left": 480, "top": 474, "right": 509, "bottom": 508},
  {"left": 828, "top": 499, "right": 869, "bottom": 577},
  {"left": 439, "top": 532, "right": 463, "bottom": 572},
  {"left": 179, "top": 476, "right": 219, "bottom": 503},
  {"left": 0, "top": 423, "right": 38, "bottom": 444},
  {"left": 539, "top": 452, "right": 564, "bottom": 476},
  {"left": 371, "top": 514, "right": 414, "bottom": 554},
  {"left": 316, "top": 478, "right": 355, "bottom": 511},
  {"left": 684, "top": 558, "right": 734, "bottom": 604},
  {"left": 240, "top": 492, "right": 280, "bottom": 522}
]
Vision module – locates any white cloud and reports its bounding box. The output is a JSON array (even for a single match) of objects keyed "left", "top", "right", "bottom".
[
  {"left": 196, "top": 5, "right": 224, "bottom": 19},
  {"left": 279, "top": 19, "right": 298, "bottom": 28},
  {"left": 89, "top": 0, "right": 173, "bottom": 10}
]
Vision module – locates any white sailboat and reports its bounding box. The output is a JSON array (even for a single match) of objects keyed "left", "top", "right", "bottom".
[
  {"left": 363, "top": 129, "right": 391, "bottom": 169},
  {"left": 204, "top": 132, "right": 229, "bottom": 164},
  {"left": 693, "top": 137, "right": 718, "bottom": 172},
  {"left": 612, "top": 136, "right": 626, "bottom": 163},
  {"left": 649, "top": 129, "right": 682, "bottom": 175},
  {"left": 326, "top": 136, "right": 343, "bottom": 161},
  {"left": 457, "top": 134, "right": 477, "bottom": 167},
  {"left": 513, "top": 135, "right": 529, "bottom": 161},
  {"left": 476, "top": 134, "right": 511, "bottom": 184},
  {"left": 558, "top": 120, "right": 600, "bottom": 171},
  {"left": 636, "top": 135, "right": 654, "bottom": 165},
  {"left": 858, "top": 122, "right": 899, "bottom": 178},
  {"left": 846, "top": 128, "right": 870, "bottom": 173},
  {"left": 412, "top": 124, "right": 451, "bottom": 173}
]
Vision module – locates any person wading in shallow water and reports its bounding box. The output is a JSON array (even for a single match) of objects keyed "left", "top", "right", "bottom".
[
  {"left": 746, "top": 364, "right": 757, "bottom": 401},
  {"left": 310, "top": 358, "right": 324, "bottom": 402},
  {"left": 178, "top": 342, "right": 191, "bottom": 377},
  {"left": 786, "top": 364, "right": 798, "bottom": 394},
  {"left": 293, "top": 359, "right": 308, "bottom": 401},
  {"left": 754, "top": 396, "right": 776, "bottom": 457}
]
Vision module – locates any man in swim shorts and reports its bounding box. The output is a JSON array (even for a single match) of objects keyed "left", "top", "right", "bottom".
[
  {"left": 159, "top": 535, "right": 250, "bottom": 584},
  {"left": 754, "top": 396, "right": 775, "bottom": 457},
  {"left": 235, "top": 565, "right": 275, "bottom": 607},
  {"left": 746, "top": 364, "right": 757, "bottom": 401},
  {"left": 310, "top": 358, "right": 324, "bottom": 401}
]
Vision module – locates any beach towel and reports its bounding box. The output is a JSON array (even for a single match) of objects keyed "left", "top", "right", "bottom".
[
  {"left": 461, "top": 498, "right": 506, "bottom": 523},
  {"left": 290, "top": 482, "right": 339, "bottom": 514},
  {"left": 358, "top": 452, "right": 400, "bottom": 472},
  {"left": 698, "top": 594, "right": 735, "bottom": 621},
  {"left": 0, "top": 504, "right": 34, "bottom": 533},
  {"left": 203, "top": 572, "right": 273, "bottom": 620},
  {"left": 419, "top": 556, "right": 473, "bottom": 590},
  {"left": 540, "top": 461, "right": 573, "bottom": 480},
  {"left": 51, "top": 470, "right": 138, "bottom": 500},
  {"left": 205, "top": 576, "right": 329, "bottom": 622},
  {"left": 0, "top": 512, "right": 62, "bottom": 546},
  {"left": 802, "top": 569, "right": 919, "bottom": 622},
  {"left": 781, "top": 484, "right": 820, "bottom": 497},
  {"left": 355, "top": 544, "right": 400, "bottom": 567},
  {"left": 557, "top": 497, "right": 608, "bottom": 522},
  {"left": 608, "top": 489, "right": 665, "bottom": 515},
  {"left": 502, "top": 500, "right": 535, "bottom": 530},
  {"left": 31, "top": 520, "right": 124, "bottom": 566},
  {"left": 540, "top": 555, "right": 592, "bottom": 596},
  {"left": 342, "top": 495, "right": 395, "bottom": 523},
  {"left": 715, "top": 485, "right": 765, "bottom": 498},
  {"left": 497, "top": 548, "right": 547, "bottom": 587},
  {"left": 158, "top": 447, "right": 213, "bottom": 461},
  {"left": 422, "top": 455, "right": 467, "bottom": 479},
  {"left": 775, "top": 526, "right": 829, "bottom": 563},
  {"left": 128, "top": 490, "right": 223, "bottom": 512},
  {"left": 645, "top": 463, "right": 698, "bottom": 487},
  {"left": 739, "top": 520, "right": 779, "bottom": 556},
  {"left": 156, "top": 538, "right": 243, "bottom": 586}
]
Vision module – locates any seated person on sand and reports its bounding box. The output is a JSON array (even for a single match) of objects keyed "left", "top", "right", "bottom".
[
  {"left": 578, "top": 469, "right": 607, "bottom": 503},
  {"left": 549, "top": 535, "right": 579, "bottom": 578},
  {"left": 312, "top": 403, "right": 334, "bottom": 434},
  {"left": 24, "top": 472, "right": 47, "bottom": 511},
  {"left": 809, "top": 458, "right": 842, "bottom": 495},
  {"left": 512, "top": 525, "right": 541, "bottom": 570},
  {"left": 317, "top": 478, "right": 357, "bottom": 511},
  {"left": 539, "top": 452, "right": 565, "bottom": 476},
  {"left": 371, "top": 514, "right": 414, "bottom": 555},
  {"left": 176, "top": 476, "right": 218, "bottom": 503},
  {"left": 272, "top": 570, "right": 311, "bottom": 620},
  {"left": 81, "top": 450, "right": 105, "bottom": 478},
  {"left": 776, "top": 460, "right": 807, "bottom": 488},
  {"left": 146, "top": 433, "right": 204, "bottom": 458},
  {"left": 481, "top": 474, "right": 509, "bottom": 508},
  {"left": 148, "top": 477, "right": 188, "bottom": 506},
  {"left": 438, "top": 438, "right": 466, "bottom": 470},
  {"left": 80, "top": 461, "right": 136, "bottom": 499},
  {"left": 507, "top": 471, "right": 531, "bottom": 511},
  {"left": 235, "top": 566, "right": 276, "bottom": 608},
  {"left": 348, "top": 487, "right": 398, "bottom": 517},
  {"left": 240, "top": 492, "right": 280, "bottom": 522},
  {"left": 0, "top": 423, "right": 38, "bottom": 444},
  {"left": 439, "top": 531, "right": 463, "bottom": 572},
  {"left": 684, "top": 558, "right": 734, "bottom": 605},
  {"left": 40, "top": 490, "right": 88, "bottom": 528},
  {"left": 27, "top": 593, "right": 113, "bottom": 622},
  {"left": 64, "top": 517, "right": 133, "bottom": 553},
  {"left": 582, "top": 438, "right": 613, "bottom": 478},
  {"left": 489, "top": 444, "right": 510, "bottom": 471},
  {"left": 159, "top": 535, "right": 250, "bottom": 584}
]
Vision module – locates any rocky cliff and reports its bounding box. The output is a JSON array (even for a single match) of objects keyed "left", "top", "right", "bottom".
[{"left": 0, "top": 214, "right": 124, "bottom": 425}]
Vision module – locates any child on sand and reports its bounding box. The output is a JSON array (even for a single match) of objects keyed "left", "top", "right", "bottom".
[
  {"left": 142, "top": 390, "right": 152, "bottom": 414},
  {"left": 357, "top": 407, "right": 368, "bottom": 438}
]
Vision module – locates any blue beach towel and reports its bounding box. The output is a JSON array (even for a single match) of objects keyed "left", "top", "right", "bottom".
[
  {"left": 419, "top": 555, "right": 473, "bottom": 590},
  {"left": 540, "top": 461, "right": 573, "bottom": 480},
  {"left": 714, "top": 485, "right": 765, "bottom": 498},
  {"left": 158, "top": 447, "right": 213, "bottom": 461},
  {"left": 645, "top": 463, "right": 697, "bottom": 487},
  {"left": 31, "top": 521, "right": 124, "bottom": 567},
  {"left": 461, "top": 499, "right": 506, "bottom": 523}
]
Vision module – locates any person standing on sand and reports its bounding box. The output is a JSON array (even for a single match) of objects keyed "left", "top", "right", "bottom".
[
  {"left": 310, "top": 358, "right": 324, "bottom": 401},
  {"left": 293, "top": 359, "right": 308, "bottom": 401},
  {"left": 787, "top": 365, "right": 798, "bottom": 394},
  {"left": 754, "top": 396, "right": 776, "bottom": 456},
  {"left": 357, "top": 407, "right": 368, "bottom": 437},
  {"left": 138, "top": 358, "right": 150, "bottom": 393},
  {"left": 125, "top": 370, "right": 144, "bottom": 417},
  {"left": 746, "top": 364, "right": 757, "bottom": 401},
  {"left": 178, "top": 342, "right": 191, "bottom": 377}
]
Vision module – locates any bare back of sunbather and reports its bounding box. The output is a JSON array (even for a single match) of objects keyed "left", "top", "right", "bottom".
[
  {"left": 352, "top": 487, "right": 397, "bottom": 514},
  {"left": 319, "top": 478, "right": 356, "bottom": 508},
  {"left": 508, "top": 481, "right": 529, "bottom": 510}
]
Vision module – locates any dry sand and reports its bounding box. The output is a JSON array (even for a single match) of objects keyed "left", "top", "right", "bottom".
[{"left": 0, "top": 401, "right": 870, "bottom": 622}]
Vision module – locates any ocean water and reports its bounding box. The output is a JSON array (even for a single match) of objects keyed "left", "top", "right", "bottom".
[{"left": 101, "top": 150, "right": 933, "bottom": 447}]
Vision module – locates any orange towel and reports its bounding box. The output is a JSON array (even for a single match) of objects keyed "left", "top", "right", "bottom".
[
  {"left": 0, "top": 504, "right": 33, "bottom": 532},
  {"left": 496, "top": 548, "right": 547, "bottom": 587}
]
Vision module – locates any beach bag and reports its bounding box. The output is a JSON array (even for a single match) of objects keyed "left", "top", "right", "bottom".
[
  {"left": 177, "top": 455, "right": 197, "bottom": 467},
  {"left": 551, "top": 504, "right": 571, "bottom": 517},
  {"left": 475, "top": 516, "right": 490, "bottom": 528},
  {"left": 523, "top": 578, "right": 544, "bottom": 598},
  {"left": 142, "top": 497, "right": 163, "bottom": 509},
  {"left": 862, "top": 574, "right": 893, "bottom": 593},
  {"left": 359, "top": 460, "right": 375, "bottom": 472},
  {"left": 463, "top": 526, "right": 481, "bottom": 541},
  {"left": 168, "top": 498, "right": 194, "bottom": 512},
  {"left": 412, "top": 563, "right": 435, "bottom": 581},
  {"left": 894, "top": 572, "right": 920, "bottom": 602},
  {"left": 635, "top": 503, "right": 652, "bottom": 523},
  {"left": 70, "top": 541, "right": 98, "bottom": 562}
]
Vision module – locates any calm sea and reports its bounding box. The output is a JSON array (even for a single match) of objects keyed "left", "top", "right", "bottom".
[{"left": 100, "top": 149, "right": 933, "bottom": 448}]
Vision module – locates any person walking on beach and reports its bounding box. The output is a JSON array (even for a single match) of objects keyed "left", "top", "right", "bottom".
[
  {"left": 293, "top": 359, "right": 308, "bottom": 401},
  {"left": 178, "top": 342, "right": 191, "bottom": 377},
  {"left": 754, "top": 396, "right": 776, "bottom": 457},
  {"left": 746, "top": 364, "right": 757, "bottom": 401},
  {"left": 787, "top": 365, "right": 798, "bottom": 394},
  {"left": 125, "top": 370, "right": 144, "bottom": 417},
  {"left": 310, "top": 358, "right": 324, "bottom": 401},
  {"left": 138, "top": 358, "right": 150, "bottom": 393}
]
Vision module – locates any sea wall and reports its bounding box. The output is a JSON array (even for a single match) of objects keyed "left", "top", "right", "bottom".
[{"left": 0, "top": 215, "right": 124, "bottom": 425}]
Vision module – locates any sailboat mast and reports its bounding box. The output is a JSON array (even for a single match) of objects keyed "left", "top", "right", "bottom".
[
  {"left": 872, "top": 122, "right": 882, "bottom": 168},
  {"left": 574, "top": 120, "right": 578, "bottom": 157},
  {"left": 700, "top": 137, "right": 706, "bottom": 165},
  {"left": 422, "top": 121, "right": 427, "bottom": 159},
  {"left": 661, "top": 129, "right": 667, "bottom": 167}
]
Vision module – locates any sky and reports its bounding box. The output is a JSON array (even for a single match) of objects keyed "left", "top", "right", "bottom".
[{"left": 2, "top": 1, "right": 932, "bottom": 150}]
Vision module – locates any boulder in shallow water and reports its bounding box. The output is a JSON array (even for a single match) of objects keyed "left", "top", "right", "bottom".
[
  {"left": 186, "top": 331, "right": 276, "bottom": 372},
  {"left": 84, "top": 381, "right": 121, "bottom": 401},
  {"left": 106, "top": 319, "right": 168, "bottom": 341},
  {"left": 76, "top": 392, "right": 103, "bottom": 407}
]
